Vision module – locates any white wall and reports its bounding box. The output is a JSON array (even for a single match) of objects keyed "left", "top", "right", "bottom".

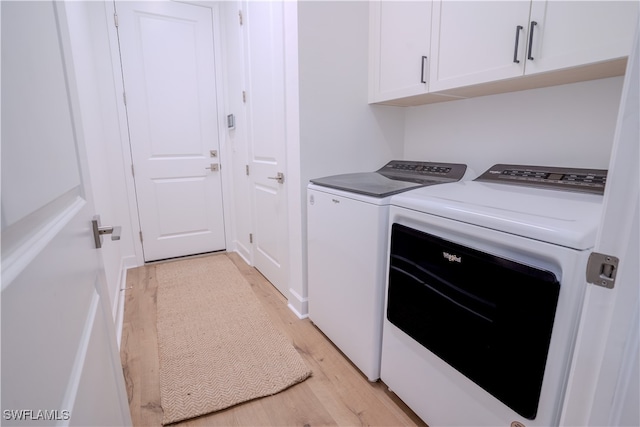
[
  {"left": 298, "top": 1, "right": 405, "bottom": 184},
  {"left": 297, "top": 1, "right": 405, "bottom": 315},
  {"left": 404, "top": 77, "right": 625, "bottom": 176}
]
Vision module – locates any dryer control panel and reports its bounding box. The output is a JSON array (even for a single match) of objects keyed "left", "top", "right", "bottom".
[{"left": 475, "top": 164, "right": 607, "bottom": 195}]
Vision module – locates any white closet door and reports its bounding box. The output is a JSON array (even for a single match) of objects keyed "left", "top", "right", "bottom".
[{"left": 116, "top": 1, "right": 226, "bottom": 262}]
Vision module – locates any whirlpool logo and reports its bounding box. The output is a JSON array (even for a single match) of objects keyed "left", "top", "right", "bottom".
[{"left": 443, "top": 252, "right": 462, "bottom": 263}]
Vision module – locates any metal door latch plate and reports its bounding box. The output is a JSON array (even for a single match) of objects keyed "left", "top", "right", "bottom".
[{"left": 586, "top": 252, "right": 619, "bottom": 289}]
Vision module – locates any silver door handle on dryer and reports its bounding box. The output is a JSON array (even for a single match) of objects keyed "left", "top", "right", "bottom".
[{"left": 268, "top": 172, "right": 285, "bottom": 184}]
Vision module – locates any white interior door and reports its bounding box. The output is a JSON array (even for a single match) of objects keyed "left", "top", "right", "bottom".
[
  {"left": 1, "top": 2, "right": 131, "bottom": 425},
  {"left": 116, "top": 1, "right": 225, "bottom": 262},
  {"left": 244, "top": 1, "right": 289, "bottom": 297},
  {"left": 561, "top": 21, "right": 639, "bottom": 426}
]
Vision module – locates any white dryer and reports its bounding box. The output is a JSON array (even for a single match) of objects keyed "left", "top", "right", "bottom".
[
  {"left": 381, "top": 164, "right": 607, "bottom": 426},
  {"left": 307, "top": 161, "right": 467, "bottom": 381}
]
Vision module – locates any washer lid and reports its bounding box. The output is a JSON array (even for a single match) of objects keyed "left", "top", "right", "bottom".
[
  {"left": 391, "top": 181, "right": 604, "bottom": 250},
  {"left": 309, "top": 172, "right": 425, "bottom": 198},
  {"left": 310, "top": 161, "right": 467, "bottom": 198}
]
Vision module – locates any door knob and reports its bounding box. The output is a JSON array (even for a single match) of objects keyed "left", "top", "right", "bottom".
[
  {"left": 92, "top": 215, "right": 121, "bottom": 249},
  {"left": 205, "top": 163, "right": 219, "bottom": 172},
  {"left": 268, "top": 172, "right": 285, "bottom": 184}
]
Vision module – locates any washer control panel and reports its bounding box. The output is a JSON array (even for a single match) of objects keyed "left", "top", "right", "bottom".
[
  {"left": 475, "top": 164, "right": 607, "bottom": 195},
  {"left": 378, "top": 160, "right": 467, "bottom": 183}
]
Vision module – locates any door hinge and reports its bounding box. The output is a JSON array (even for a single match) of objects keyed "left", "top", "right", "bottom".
[
  {"left": 239, "top": 10, "right": 243, "bottom": 25},
  {"left": 249, "top": 233, "right": 253, "bottom": 243},
  {"left": 139, "top": 231, "right": 143, "bottom": 243},
  {"left": 114, "top": 12, "right": 119, "bottom": 28},
  {"left": 242, "top": 91, "right": 247, "bottom": 103},
  {"left": 245, "top": 164, "right": 250, "bottom": 175},
  {"left": 586, "top": 252, "right": 619, "bottom": 289}
]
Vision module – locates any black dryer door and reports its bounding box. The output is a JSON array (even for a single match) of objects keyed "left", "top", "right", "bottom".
[{"left": 387, "top": 223, "right": 560, "bottom": 420}]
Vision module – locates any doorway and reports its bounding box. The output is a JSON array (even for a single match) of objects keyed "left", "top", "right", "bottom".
[
  {"left": 115, "top": 1, "right": 226, "bottom": 262},
  {"left": 111, "top": 1, "right": 293, "bottom": 301}
]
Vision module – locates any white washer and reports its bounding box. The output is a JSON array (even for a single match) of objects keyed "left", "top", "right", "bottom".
[
  {"left": 381, "top": 164, "right": 607, "bottom": 426},
  {"left": 307, "top": 161, "right": 467, "bottom": 381}
]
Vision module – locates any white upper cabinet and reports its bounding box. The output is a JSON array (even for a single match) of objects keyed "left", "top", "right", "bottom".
[
  {"left": 525, "top": 1, "right": 639, "bottom": 75},
  {"left": 370, "top": 0, "right": 638, "bottom": 105},
  {"left": 429, "top": 0, "right": 532, "bottom": 92},
  {"left": 369, "top": 1, "right": 433, "bottom": 103}
]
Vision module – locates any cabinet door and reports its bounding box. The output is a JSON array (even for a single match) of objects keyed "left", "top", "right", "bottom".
[
  {"left": 429, "top": 0, "right": 531, "bottom": 92},
  {"left": 369, "top": 0, "right": 432, "bottom": 103},
  {"left": 525, "top": 1, "right": 639, "bottom": 75}
]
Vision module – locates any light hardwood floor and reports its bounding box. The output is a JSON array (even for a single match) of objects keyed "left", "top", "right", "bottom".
[{"left": 120, "top": 252, "right": 427, "bottom": 426}]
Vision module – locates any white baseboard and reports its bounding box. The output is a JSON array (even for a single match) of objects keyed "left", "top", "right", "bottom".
[
  {"left": 234, "top": 242, "right": 252, "bottom": 266},
  {"left": 287, "top": 287, "right": 308, "bottom": 319},
  {"left": 231, "top": 248, "right": 308, "bottom": 319},
  {"left": 114, "top": 255, "right": 137, "bottom": 349},
  {"left": 287, "top": 303, "right": 309, "bottom": 320}
]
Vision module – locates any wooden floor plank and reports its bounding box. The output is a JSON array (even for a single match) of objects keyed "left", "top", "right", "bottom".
[
  {"left": 121, "top": 265, "right": 163, "bottom": 426},
  {"left": 121, "top": 253, "right": 426, "bottom": 426}
]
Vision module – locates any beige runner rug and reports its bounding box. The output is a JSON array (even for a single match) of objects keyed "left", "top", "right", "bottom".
[{"left": 155, "top": 254, "right": 311, "bottom": 425}]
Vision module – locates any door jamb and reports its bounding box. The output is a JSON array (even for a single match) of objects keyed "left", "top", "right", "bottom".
[{"left": 104, "top": 0, "right": 143, "bottom": 266}]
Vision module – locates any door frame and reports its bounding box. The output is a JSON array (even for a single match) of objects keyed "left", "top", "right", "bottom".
[
  {"left": 104, "top": 0, "right": 234, "bottom": 266},
  {"left": 560, "top": 20, "right": 639, "bottom": 426},
  {"left": 242, "top": 0, "right": 291, "bottom": 298},
  {"left": 236, "top": 0, "right": 304, "bottom": 316},
  {"left": 282, "top": 0, "right": 306, "bottom": 318}
]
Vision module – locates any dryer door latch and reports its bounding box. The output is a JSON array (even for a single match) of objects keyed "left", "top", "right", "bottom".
[{"left": 586, "top": 252, "right": 619, "bottom": 289}]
